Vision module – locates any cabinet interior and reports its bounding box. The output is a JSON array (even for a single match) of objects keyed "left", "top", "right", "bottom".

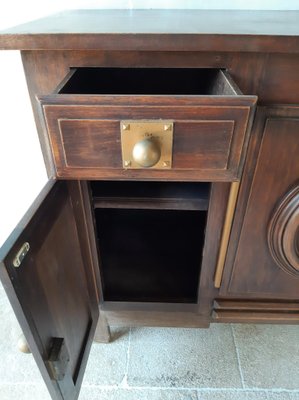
[
  {"left": 90, "top": 181, "right": 210, "bottom": 303},
  {"left": 58, "top": 67, "right": 237, "bottom": 95}
]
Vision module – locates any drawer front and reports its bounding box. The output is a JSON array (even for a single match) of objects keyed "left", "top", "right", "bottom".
[{"left": 41, "top": 96, "right": 256, "bottom": 181}]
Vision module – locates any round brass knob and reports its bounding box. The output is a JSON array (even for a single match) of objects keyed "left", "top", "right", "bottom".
[{"left": 132, "top": 138, "right": 161, "bottom": 168}]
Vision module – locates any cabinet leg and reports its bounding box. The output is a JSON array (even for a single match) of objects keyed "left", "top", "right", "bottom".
[{"left": 94, "top": 313, "right": 111, "bottom": 343}]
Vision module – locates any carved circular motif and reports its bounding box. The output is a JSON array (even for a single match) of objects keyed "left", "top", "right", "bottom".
[{"left": 268, "top": 183, "right": 299, "bottom": 278}]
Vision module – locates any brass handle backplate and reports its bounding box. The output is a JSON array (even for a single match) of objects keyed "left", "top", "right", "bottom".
[{"left": 121, "top": 120, "right": 173, "bottom": 169}]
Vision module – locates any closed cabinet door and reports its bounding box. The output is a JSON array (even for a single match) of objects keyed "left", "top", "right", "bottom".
[
  {"left": 221, "top": 106, "right": 299, "bottom": 299},
  {"left": 0, "top": 181, "right": 99, "bottom": 400}
]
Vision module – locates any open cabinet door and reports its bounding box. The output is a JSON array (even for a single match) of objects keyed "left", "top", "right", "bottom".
[{"left": 0, "top": 181, "right": 99, "bottom": 400}]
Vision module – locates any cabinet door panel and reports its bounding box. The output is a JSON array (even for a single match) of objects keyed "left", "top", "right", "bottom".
[
  {"left": 0, "top": 181, "right": 99, "bottom": 400},
  {"left": 221, "top": 106, "right": 299, "bottom": 298}
]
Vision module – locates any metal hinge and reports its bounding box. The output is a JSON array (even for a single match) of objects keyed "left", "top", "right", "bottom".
[{"left": 13, "top": 242, "right": 30, "bottom": 268}]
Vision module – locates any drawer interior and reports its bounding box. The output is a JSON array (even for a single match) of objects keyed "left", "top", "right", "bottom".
[
  {"left": 90, "top": 181, "right": 210, "bottom": 303},
  {"left": 58, "top": 67, "right": 240, "bottom": 96}
]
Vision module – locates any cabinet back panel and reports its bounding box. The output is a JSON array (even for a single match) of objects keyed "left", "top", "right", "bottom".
[{"left": 95, "top": 208, "right": 206, "bottom": 303}]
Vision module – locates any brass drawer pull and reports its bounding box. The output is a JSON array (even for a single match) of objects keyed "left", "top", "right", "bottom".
[{"left": 121, "top": 120, "right": 173, "bottom": 169}]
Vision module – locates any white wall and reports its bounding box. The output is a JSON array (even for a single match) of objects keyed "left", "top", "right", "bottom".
[{"left": 0, "top": 1, "right": 298, "bottom": 246}]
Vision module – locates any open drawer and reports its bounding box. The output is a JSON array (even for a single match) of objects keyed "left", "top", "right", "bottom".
[{"left": 39, "top": 68, "right": 257, "bottom": 181}]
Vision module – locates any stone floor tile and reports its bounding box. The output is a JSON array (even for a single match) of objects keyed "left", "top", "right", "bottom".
[
  {"left": 79, "top": 387, "right": 198, "bottom": 400},
  {"left": 127, "top": 325, "right": 242, "bottom": 388},
  {"left": 267, "top": 393, "right": 293, "bottom": 400},
  {"left": 232, "top": 324, "right": 299, "bottom": 390},
  {"left": 0, "top": 384, "right": 51, "bottom": 400},
  {"left": 0, "top": 282, "right": 129, "bottom": 388},
  {"left": 198, "top": 390, "right": 266, "bottom": 400},
  {"left": 0, "top": 282, "right": 45, "bottom": 384},
  {"left": 82, "top": 326, "right": 130, "bottom": 386}
]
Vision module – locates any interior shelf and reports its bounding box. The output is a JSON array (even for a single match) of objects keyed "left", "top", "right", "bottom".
[
  {"left": 90, "top": 181, "right": 210, "bottom": 211},
  {"left": 91, "top": 181, "right": 210, "bottom": 304}
]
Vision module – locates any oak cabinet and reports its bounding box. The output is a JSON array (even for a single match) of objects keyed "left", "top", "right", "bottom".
[{"left": 1, "top": 9, "right": 299, "bottom": 400}]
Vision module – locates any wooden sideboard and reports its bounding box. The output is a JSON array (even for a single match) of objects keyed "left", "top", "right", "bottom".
[{"left": 0, "top": 10, "right": 299, "bottom": 400}]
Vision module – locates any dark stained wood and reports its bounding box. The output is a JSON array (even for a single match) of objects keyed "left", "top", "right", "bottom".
[
  {"left": 18, "top": 47, "right": 299, "bottom": 179},
  {"left": 213, "top": 298, "right": 299, "bottom": 324},
  {"left": 197, "top": 182, "right": 231, "bottom": 317},
  {"left": 19, "top": 49, "right": 299, "bottom": 179},
  {"left": 1, "top": 10, "right": 299, "bottom": 53},
  {"left": 258, "top": 54, "right": 299, "bottom": 104},
  {"left": 91, "top": 180, "right": 209, "bottom": 211},
  {"left": 94, "top": 314, "right": 111, "bottom": 343},
  {"left": 93, "top": 197, "right": 208, "bottom": 211},
  {"left": 214, "top": 299, "right": 299, "bottom": 312},
  {"left": 220, "top": 106, "right": 299, "bottom": 300},
  {"left": 103, "top": 310, "right": 209, "bottom": 328},
  {"left": 212, "top": 311, "right": 299, "bottom": 324},
  {"left": 101, "top": 302, "right": 207, "bottom": 328},
  {"left": 40, "top": 91, "right": 256, "bottom": 181},
  {"left": 268, "top": 183, "right": 299, "bottom": 277},
  {"left": 2, "top": 13, "right": 299, "bottom": 399},
  {"left": 66, "top": 181, "right": 102, "bottom": 309},
  {"left": 0, "top": 181, "right": 99, "bottom": 400},
  {"left": 94, "top": 206, "right": 205, "bottom": 303},
  {"left": 58, "top": 68, "right": 235, "bottom": 96}
]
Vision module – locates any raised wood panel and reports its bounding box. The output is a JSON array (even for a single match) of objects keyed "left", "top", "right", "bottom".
[
  {"left": 268, "top": 184, "right": 299, "bottom": 278},
  {"left": 56, "top": 118, "right": 234, "bottom": 171},
  {"left": 59, "top": 119, "right": 121, "bottom": 169},
  {"left": 173, "top": 121, "right": 234, "bottom": 169},
  {"left": 220, "top": 107, "right": 299, "bottom": 299}
]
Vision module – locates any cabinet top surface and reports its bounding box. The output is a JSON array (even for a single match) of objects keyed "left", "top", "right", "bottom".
[{"left": 1, "top": 9, "right": 299, "bottom": 52}]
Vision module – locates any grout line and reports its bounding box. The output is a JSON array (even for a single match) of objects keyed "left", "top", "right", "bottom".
[
  {"left": 80, "top": 383, "right": 299, "bottom": 394},
  {"left": 119, "top": 326, "right": 132, "bottom": 388},
  {"left": 126, "top": 326, "right": 132, "bottom": 376},
  {"left": 2, "top": 382, "right": 299, "bottom": 394},
  {"left": 231, "top": 324, "right": 246, "bottom": 389}
]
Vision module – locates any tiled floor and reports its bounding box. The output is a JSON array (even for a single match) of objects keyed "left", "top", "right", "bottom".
[{"left": 0, "top": 282, "right": 298, "bottom": 400}]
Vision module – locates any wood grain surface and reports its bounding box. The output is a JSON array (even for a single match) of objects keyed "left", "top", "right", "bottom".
[
  {"left": 221, "top": 106, "right": 299, "bottom": 300},
  {"left": 1, "top": 10, "right": 299, "bottom": 53}
]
